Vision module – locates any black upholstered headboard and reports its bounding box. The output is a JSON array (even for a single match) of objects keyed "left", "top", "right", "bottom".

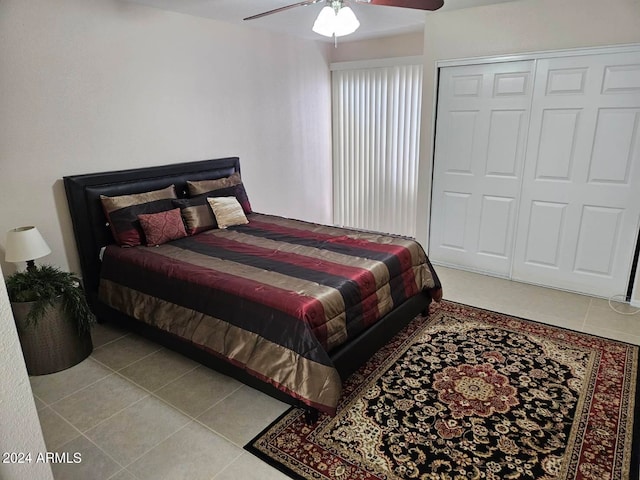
[{"left": 64, "top": 157, "right": 241, "bottom": 309}]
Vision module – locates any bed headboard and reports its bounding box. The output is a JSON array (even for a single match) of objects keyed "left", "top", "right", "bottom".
[{"left": 64, "top": 157, "right": 241, "bottom": 309}]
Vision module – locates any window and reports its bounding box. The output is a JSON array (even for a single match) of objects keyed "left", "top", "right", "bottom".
[{"left": 332, "top": 58, "right": 423, "bottom": 237}]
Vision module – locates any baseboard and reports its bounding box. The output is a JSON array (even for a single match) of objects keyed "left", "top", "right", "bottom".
[{"left": 631, "top": 299, "right": 640, "bottom": 308}]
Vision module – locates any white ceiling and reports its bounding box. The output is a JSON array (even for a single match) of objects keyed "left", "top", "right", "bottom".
[{"left": 122, "top": 0, "right": 518, "bottom": 43}]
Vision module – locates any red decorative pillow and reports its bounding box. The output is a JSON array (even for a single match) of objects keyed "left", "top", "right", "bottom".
[
  {"left": 137, "top": 208, "right": 187, "bottom": 246},
  {"left": 100, "top": 185, "right": 177, "bottom": 247}
]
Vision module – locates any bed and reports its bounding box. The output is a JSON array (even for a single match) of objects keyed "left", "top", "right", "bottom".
[{"left": 64, "top": 157, "right": 442, "bottom": 418}]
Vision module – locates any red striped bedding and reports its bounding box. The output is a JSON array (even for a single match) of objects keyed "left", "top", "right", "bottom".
[{"left": 98, "top": 213, "right": 439, "bottom": 413}]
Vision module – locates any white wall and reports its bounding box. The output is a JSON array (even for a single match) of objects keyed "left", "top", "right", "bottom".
[
  {"left": 0, "top": 266, "right": 53, "bottom": 480},
  {"left": 0, "top": 0, "right": 333, "bottom": 276},
  {"left": 329, "top": 31, "right": 423, "bottom": 63},
  {"left": 417, "top": 0, "right": 640, "bottom": 301},
  {"left": 0, "top": 1, "right": 332, "bottom": 469}
]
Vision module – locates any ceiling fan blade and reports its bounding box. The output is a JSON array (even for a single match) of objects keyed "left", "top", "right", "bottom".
[
  {"left": 354, "top": 0, "right": 444, "bottom": 11},
  {"left": 244, "top": 0, "right": 325, "bottom": 21}
]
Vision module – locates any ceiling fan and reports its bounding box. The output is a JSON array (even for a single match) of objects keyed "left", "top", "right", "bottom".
[{"left": 244, "top": 0, "right": 444, "bottom": 38}]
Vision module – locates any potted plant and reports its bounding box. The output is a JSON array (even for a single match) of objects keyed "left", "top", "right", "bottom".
[{"left": 6, "top": 265, "right": 95, "bottom": 375}]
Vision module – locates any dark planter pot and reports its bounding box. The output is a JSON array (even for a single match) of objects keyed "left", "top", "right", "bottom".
[{"left": 11, "top": 298, "right": 93, "bottom": 376}]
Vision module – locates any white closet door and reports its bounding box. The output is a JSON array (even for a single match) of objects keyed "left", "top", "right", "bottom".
[
  {"left": 512, "top": 52, "right": 640, "bottom": 297},
  {"left": 430, "top": 61, "right": 534, "bottom": 276}
]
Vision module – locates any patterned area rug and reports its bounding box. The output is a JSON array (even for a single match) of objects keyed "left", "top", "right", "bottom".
[{"left": 246, "top": 301, "right": 640, "bottom": 480}]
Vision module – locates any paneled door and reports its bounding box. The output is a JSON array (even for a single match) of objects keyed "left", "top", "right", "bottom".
[
  {"left": 430, "top": 61, "right": 534, "bottom": 276},
  {"left": 512, "top": 52, "right": 640, "bottom": 297}
]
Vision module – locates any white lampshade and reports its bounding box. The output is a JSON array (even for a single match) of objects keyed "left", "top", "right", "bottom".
[
  {"left": 312, "top": 6, "right": 336, "bottom": 37},
  {"left": 5, "top": 226, "right": 51, "bottom": 264},
  {"left": 334, "top": 6, "right": 360, "bottom": 37},
  {"left": 312, "top": 3, "right": 360, "bottom": 38}
]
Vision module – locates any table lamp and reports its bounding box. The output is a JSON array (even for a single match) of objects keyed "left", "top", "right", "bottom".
[{"left": 5, "top": 226, "right": 51, "bottom": 271}]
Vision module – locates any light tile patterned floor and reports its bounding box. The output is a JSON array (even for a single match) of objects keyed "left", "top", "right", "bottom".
[{"left": 31, "top": 266, "right": 640, "bottom": 479}]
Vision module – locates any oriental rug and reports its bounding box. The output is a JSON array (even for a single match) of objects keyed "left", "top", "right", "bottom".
[{"left": 246, "top": 301, "right": 640, "bottom": 480}]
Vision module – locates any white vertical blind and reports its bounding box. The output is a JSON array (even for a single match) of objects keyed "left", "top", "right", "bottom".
[{"left": 332, "top": 62, "right": 423, "bottom": 237}]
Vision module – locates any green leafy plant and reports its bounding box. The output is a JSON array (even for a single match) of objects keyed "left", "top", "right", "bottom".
[{"left": 6, "top": 265, "right": 95, "bottom": 335}]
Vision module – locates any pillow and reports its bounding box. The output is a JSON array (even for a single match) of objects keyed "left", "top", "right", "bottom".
[
  {"left": 100, "top": 185, "right": 177, "bottom": 247},
  {"left": 188, "top": 173, "right": 252, "bottom": 214},
  {"left": 172, "top": 197, "right": 217, "bottom": 235},
  {"left": 138, "top": 208, "right": 187, "bottom": 246},
  {"left": 207, "top": 197, "right": 249, "bottom": 229},
  {"left": 187, "top": 172, "right": 242, "bottom": 195}
]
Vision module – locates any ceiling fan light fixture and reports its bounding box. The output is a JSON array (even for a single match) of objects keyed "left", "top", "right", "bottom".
[
  {"left": 312, "top": 6, "right": 337, "bottom": 37},
  {"left": 333, "top": 6, "right": 359, "bottom": 37},
  {"left": 312, "top": 2, "right": 360, "bottom": 38}
]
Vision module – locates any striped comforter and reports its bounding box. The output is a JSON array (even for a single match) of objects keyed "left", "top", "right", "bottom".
[{"left": 99, "top": 213, "right": 439, "bottom": 413}]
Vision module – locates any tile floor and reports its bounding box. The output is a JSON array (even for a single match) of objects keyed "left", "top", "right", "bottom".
[{"left": 31, "top": 266, "right": 640, "bottom": 479}]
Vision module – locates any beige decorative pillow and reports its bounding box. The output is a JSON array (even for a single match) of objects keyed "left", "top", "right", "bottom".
[
  {"left": 172, "top": 198, "right": 217, "bottom": 234},
  {"left": 100, "top": 185, "right": 176, "bottom": 213},
  {"left": 187, "top": 173, "right": 242, "bottom": 196},
  {"left": 207, "top": 196, "right": 249, "bottom": 229}
]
